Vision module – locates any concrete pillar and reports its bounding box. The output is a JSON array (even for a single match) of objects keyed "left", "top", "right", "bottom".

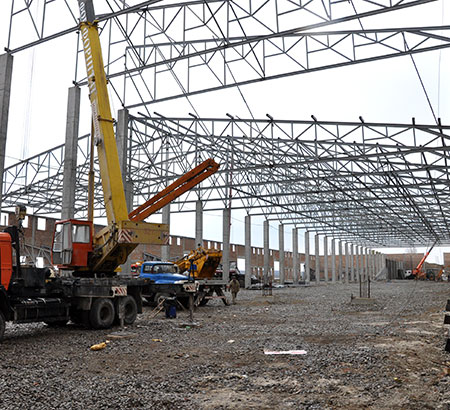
[
  {"left": 371, "top": 250, "right": 376, "bottom": 279},
  {"left": 116, "top": 108, "right": 134, "bottom": 221},
  {"left": 293, "top": 228, "right": 299, "bottom": 284},
  {"left": 279, "top": 224, "right": 285, "bottom": 285},
  {"left": 338, "top": 240, "right": 343, "bottom": 283},
  {"left": 331, "top": 239, "right": 336, "bottom": 283},
  {"left": 195, "top": 200, "right": 203, "bottom": 248},
  {"left": 345, "top": 242, "right": 349, "bottom": 284},
  {"left": 365, "top": 247, "right": 369, "bottom": 282},
  {"left": 315, "top": 234, "right": 320, "bottom": 283},
  {"left": 305, "top": 231, "right": 310, "bottom": 283},
  {"left": 161, "top": 206, "right": 170, "bottom": 261},
  {"left": 263, "top": 220, "right": 270, "bottom": 285},
  {"left": 323, "top": 236, "right": 328, "bottom": 282},
  {"left": 350, "top": 244, "right": 355, "bottom": 282},
  {"left": 0, "top": 54, "right": 13, "bottom": 202},
  {"left": 222, "top": 207, "right": 231, "bottom": 282},
  {"left": 61, "top": 86, "right": 81, "bottom": 219},
  {"left": 31, "top": 216, "right": 37, "bottom": 262},
  {"left": 245, "top": 215, "right": 251, "bottom": 289},
  {"left": 356, "top": 245, "right": 360, "bottom": 283}
]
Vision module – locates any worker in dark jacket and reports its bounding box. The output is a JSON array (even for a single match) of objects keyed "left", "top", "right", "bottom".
[{"left": 228, "top": 276, "right": 240, "bottom": 304}]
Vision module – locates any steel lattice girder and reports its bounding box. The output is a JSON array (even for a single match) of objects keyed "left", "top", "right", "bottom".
[
  {"left": 110, "top": 26, "right": 450, "bottom": 108},
  {"left": 6, "top": 0, "right": 436, "bottom": 53},
  {"left": 126, "top": 115, "right": 450, "bottom": 247},
  {"left": 2, "top": 116, "right": 449, "bottom": 248},
  {"left": 66, "top": 1, "right": 445, "bottom": 108}
]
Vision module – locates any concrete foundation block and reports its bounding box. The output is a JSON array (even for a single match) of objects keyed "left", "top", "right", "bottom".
[{"left": 351, "top": 297, "right": 376, "bottom": 306}]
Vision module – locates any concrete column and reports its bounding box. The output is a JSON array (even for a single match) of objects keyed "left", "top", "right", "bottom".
[
  {"left": 344, "top": 242, "right": 349, "bottom": 284},
  {"left": 350, "top": 244, "right": 355, "bottom": 282},
  {"left": 245, "top": 215, "right": 251, "bottom": 289},
  {"left": 372, "top": 250, "right": 376, "bottom": 279},
  {"left": 195, "top": 200, "right": 203, "bottom": 248},
  {"left": 293, "top": 228, "right": 299, "bottom": 284},
  {"left": 0, "top": 54, "right": 13, "bottom": 202},
  {"left": 338, "top": 240, "right": 343, "bottom": 283},
  {"left": 61, "top": 86, "right": 81, "bottom": 219},
  {"left": 305, "top": 231, "right": 310, "bottom": 283},
  {"left": 331, "top": 239, "right": 336, "bottom": 283},
  {"left": 31, "top": 216, "right": 37, "bottom": 262},
  {"left": 222, "top": 207, "right": 231, "bottom": 282},
  {"left": 356, "top": 245, "right": 360, "bottom": 283},
  {"left": 263, "top": 220, "right": 270, "bottom": 285},
  {"left": 117, "top": 108, "right": 134, "bottom": 218},
  {"left": 161, "top": 206, "right": 170, "bottom": 261},
  {"left": 315, "top": 234, "right": 320, "bottom": 283},
  {"left": 323, "top": 236, "right": 328, "bottom": 282},
  {"left": 365, "top": 247, "right": 369, "bottom": 282},
  {"left": 279, "top": 224, "right": 285, "bottom": 285}
]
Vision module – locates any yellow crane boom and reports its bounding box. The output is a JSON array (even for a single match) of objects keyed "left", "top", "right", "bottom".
[{"left": 51, "top": 1, "right": 218, "bottom": 275}]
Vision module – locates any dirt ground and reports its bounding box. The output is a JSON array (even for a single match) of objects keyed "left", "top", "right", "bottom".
[{"left": 0, "top": 281, "right": 449, "bottom": 409}]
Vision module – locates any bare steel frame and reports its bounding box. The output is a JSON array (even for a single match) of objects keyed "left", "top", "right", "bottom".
[{"left": 2, "top": 0, "right": 448, "bottom": 248}]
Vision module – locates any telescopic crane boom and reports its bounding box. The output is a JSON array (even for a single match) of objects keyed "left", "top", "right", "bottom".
[
  {"left": 51, "top": 0, "right": 218, "bottom": 275},
  {"left": 412, "top": 240, "right": 437, "bottom": 279}
]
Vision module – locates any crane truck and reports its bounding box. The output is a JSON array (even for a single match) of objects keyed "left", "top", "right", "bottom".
[
  {"left": 0, "top": 0, "right": 219, "bottom": 341},
  {"left": 411, "top": 240, "right": 438, "bottom": 279}
]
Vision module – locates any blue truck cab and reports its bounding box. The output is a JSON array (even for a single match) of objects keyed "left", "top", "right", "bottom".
[{"left": 139, "top": 261, "right": 189, "bottom": 284}]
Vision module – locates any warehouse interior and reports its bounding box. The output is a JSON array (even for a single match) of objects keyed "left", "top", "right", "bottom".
[{"left": 0, "top": 1, "right": 449, "bottom": 408}]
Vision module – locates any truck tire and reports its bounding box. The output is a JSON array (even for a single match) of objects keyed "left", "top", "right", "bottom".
[
  {"left": 0, "top": 312, "right": 5, "bottom": 342},
  {"left": 89, "top": 298, "right": 115, "bottom": 329},
  {"left": 199, "top": 290, "right": 214, "bottom": 306},
  {"left": 199, "top": 297, "right": 209, "bottom": 306},
  {"left": 115, "top": 296, "right": 138, "bottom": 325}
]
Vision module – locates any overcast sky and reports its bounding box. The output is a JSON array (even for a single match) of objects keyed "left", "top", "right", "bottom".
[{"left": 0, "top": 0, "right": 449, "bottom": 263}]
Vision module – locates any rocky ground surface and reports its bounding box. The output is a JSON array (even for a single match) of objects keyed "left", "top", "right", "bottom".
[{"left": 0, "top": 281, "right": 449, "bottom": 409}]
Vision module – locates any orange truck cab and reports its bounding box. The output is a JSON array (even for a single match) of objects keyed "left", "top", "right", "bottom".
[{"left": 0, "top": 232, "right": 13, "bottom": 291}]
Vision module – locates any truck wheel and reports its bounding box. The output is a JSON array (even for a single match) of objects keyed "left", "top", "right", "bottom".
[
  {"left": 115, "top": 296, "right": 138, "bottom": 325},
  {"left": 199, "top": 297, "right": 209, "bottom": 306},
  {"left": 89, "top": 298, "right": 115, "bottom": 329},
  {"left": 0, "top": 312, "right": 5, "bottom": 342},
  {"left": 199, "top": 290, "right": 214, "bottom": 306}
]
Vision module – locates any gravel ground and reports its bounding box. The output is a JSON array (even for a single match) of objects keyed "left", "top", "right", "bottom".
[{"left": 0, "top": 281, "right": 449, "bottom": 409}]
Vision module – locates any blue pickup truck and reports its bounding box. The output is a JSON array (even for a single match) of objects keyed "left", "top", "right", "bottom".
[
  {"left": 139, "top": 261, "right": 190, "bottom": 284},
  {"left": 138, "top": 261, "right": 195, "bottom": 306},
  {"left": 138, "top": 261, "right": 229, "bottom": 307}
]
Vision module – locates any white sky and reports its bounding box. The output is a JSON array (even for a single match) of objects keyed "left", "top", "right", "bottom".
[{"left": 0, "top": 0, "right": 449, "bottom": 263}]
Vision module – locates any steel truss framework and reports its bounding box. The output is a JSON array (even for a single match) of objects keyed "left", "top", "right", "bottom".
[
  {"left": 2, "top": 0, "right": 449, "bottom": 248},
  {"left": 2, "top": 116, "right": 449, "bottom": 247}
]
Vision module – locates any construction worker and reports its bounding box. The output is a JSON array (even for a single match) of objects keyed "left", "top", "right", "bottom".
[{"left": 228, "top": 275, "right": 240, "bottom": 304}]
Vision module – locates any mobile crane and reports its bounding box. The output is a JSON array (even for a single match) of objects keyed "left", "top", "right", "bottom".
[
  {"left": 52, "top": 0, "right": 218, "bottom": 277},
  {"left": 0, "top": 0, "right": 219, "bottom": 340},
  {"left": 412, "top": 241, "right": 437, "bottom": 280}
]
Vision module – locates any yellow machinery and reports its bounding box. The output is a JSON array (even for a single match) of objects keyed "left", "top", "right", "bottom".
[
  {"left": 52, "top": 1, "right": 218, "bottom": 275},
  {"left": 175, "top": 247, "right": 222, "bottom": 279}
]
